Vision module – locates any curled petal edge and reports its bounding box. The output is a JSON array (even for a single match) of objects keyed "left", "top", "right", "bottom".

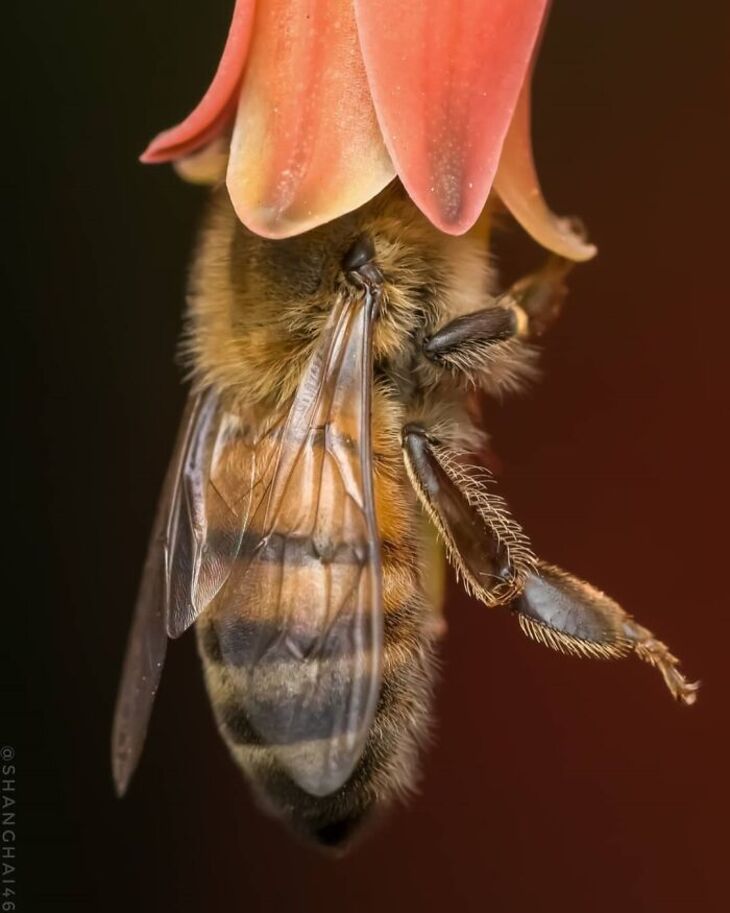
[
  {"left": 494, "top": 77, "right": 597, "bottom": 262},
  {"left": 140, "top": 0, "right": 256, "bottom": 164}
]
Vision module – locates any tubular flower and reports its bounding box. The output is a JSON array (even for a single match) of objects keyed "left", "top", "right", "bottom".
[{"left": 142, "top": 0, "right": 595, "bottom": 260}]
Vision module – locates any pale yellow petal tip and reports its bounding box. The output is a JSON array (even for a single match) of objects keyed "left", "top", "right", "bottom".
[
  {"left": 494, "top": 75, "right": 598, "bottom": 263},
  {"left": 227, "top": 194, "right": 366, "bottom": 241},
  {"left": 495, "top": 180, "right": 598, "bottom": 262},
  {"left": 225, "top": 162, "right": 395, "bottom": 240},
  {"left": 542, "top": 213, "right": 598, "bottom": 263},
  {"left": 230, "top": 204, "right": 320, "bottom": 241},
  {"left": 173, "top": 138, "right": 229, "bottom": 186}
]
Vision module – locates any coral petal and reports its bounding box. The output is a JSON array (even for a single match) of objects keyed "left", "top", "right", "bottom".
[
  {"left": 141, "top": 0, "right": 256, "bottom": 163},
  {"left": 495, "top": 77, "right": 597, "bottom": 261},
  {"left": 355, "top": 0, "right": 548, "bottom": 235},
  {"left": 226, "top": 0, "right": 394, "bottom": 239}
]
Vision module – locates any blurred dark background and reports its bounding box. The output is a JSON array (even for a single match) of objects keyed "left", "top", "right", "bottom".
[{"left": 5, "top": 1, "right": 729, "bottom": 910}]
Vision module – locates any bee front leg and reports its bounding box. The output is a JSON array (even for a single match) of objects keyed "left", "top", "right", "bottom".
[{"left": 423, "top": 254, "right": 574, "bottom": 391}]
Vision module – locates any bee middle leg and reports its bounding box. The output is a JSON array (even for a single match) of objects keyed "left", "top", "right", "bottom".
[{"left": 422, "top": 254, "right": 573, "bottom": 389}]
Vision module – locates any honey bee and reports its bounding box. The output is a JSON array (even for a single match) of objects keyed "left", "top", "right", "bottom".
[{"left": 112, "top": 183, "right": 697, "bottom": 849}]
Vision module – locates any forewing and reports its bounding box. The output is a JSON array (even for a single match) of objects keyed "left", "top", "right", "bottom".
[
  {"left": 210, "top": 295, "right": 382, "bottom": 797},
  {"left": 111, "top": 395, "right": 203, "bottom": 796},
  {"left": 112, "top": 388, "right": 264, "bottom": 794},
  {"left": 165, "top": 392, "right": 266, "bottom": 638}
]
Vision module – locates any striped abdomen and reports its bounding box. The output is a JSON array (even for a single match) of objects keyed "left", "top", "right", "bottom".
[{"left": 196, "top": 398, "right": 437, "bottom": 848}]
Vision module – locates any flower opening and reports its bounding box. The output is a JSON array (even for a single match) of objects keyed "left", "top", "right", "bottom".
[{"left": 141, "top": 0, "right": 595, "bottom": 260}]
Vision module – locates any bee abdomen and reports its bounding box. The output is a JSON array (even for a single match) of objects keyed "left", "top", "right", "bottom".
[{"left": 196, "top": 540, "right": 436, "bottom": 848}]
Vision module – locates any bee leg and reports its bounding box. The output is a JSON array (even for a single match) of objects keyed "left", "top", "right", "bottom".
[
  {"left": 402, "top": 424, "right": 537, "bottom": 608},
  {"left": 421, "top": 518, "right": 449, "bottom": 639},
  {"left": 515, "top": 564, "right": 700, "bottom": 705},
  {"left": 501, "top": 252, "right": 575, "bottom": 340},
  {"left": 422, "top": 254, "right": 574, "bottom": 384},
  {"left": 403, "top": 426, "right": 698, "bottom": 705}
]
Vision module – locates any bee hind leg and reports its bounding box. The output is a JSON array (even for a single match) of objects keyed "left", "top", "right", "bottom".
[
  {"left": 402, "top": 426, "right": 698, "bottom": 705},
  {"left": 621, "top": 618, "right": 700, "bottom": 705},
  {"left": 514, "top": 563, "right": 699, "bottom": 705}
]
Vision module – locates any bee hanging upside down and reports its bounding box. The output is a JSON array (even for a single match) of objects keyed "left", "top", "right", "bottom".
[{"left": 112, "top": 183, "right": 697, "bottom": 849}]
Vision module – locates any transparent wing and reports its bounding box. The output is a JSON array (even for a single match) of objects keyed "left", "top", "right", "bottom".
[
  {"left": 112, "top": 388, "right": 266, "bottom": 794},
  {"left": 165, "top": 390, "right": 263, "bottom": 638},
  {"left": 209, "top": 293, "right": 382, "bottom": 797},
  {"left": 111, "top": 393, "right": 209, "bottom": 796}
]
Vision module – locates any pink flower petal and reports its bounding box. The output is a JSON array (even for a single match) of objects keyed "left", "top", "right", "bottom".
[
  {"left": 355, "top": 0, "right": 548, "bottom": 235},
  {"left": 495, "top": 76, "right": 597, "bottom": 261},
  {"left": 226, "top": 0, "right": 394, "bottom": 239},
  {"left": 140, "top": 0, "right": 256, "bottom": 164}
]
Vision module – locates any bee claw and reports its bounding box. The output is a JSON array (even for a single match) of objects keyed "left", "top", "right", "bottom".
[
  {"left": 663, "top": 668, "right": 700, "bottom": 706},
  {"left": 628, "top": 628, "right": 699, "bottom": 706}
]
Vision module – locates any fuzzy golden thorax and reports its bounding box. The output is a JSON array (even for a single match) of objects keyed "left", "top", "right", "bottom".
[{"left": 183, "top": 183, "right": 496, "bottom": 411}]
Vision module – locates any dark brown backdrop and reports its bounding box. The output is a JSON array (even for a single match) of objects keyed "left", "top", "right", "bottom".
[{"left": 6, "top": 2, "right": 729, "bottom": 911}]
